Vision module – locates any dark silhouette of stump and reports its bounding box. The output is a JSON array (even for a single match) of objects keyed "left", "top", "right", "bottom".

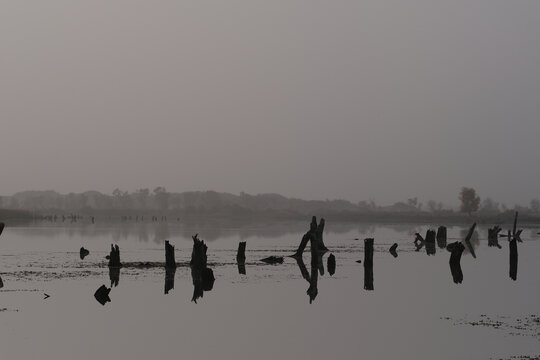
[
  {"left": 236, "top": 241, "right": 246, "bottom": 264},
  {"left": 0, "top": 222, "right": 4, "bottom": 237},
  {"left": 107, "top": 244, "right": 121, "bottom": 267},
  {"left": 509, "top": 236, "right": 518, "bottom": 281},
  {"left": 94, "top": 285, "right": 111, "bottom": 305},
  {"left": 327, "top": 253, "right": 336, "bottom": 276},
  {"left": 315, "top": 217, "right": 328, "bottom": 253},
  {"left": 109, "top": 267, "right": 120, "bottom": 287},
  {"left": 448, "top": 242, "right": 465, "bottom": 284},
  {"left": 165, "top": 240, "right": 176, "bottom": 269},
  {"left": 290, "top": 216, "right": 327, "bottom": 258},
  {"left": 79, "top": 247, "right": 90, "bottom": 260},
  {"left": 190, "top": 234, "right": 215, "bottom": 303},
  {"left": 389, "top": 243, "right": 398, "bottom": 258},
  {"left": 165, "top": 267, "right": 176, "bottom": 294},
  {"left": 425, "top": 229, "right": 436, "bottom": 255},
  {"left": 488, "top": 226, "right": 502, "bottom": 248},
  {"left": 436, "top": 226, "right": 447, "bottom": 249},
  {"left": 463, "top": 223, "right": 477, "bottom": 259},
  {"left": 364, "top": 238, "right": 374, "bottom": 291},
  {"left": 0, "top": 276, "right": 3, "bottom": 288}
]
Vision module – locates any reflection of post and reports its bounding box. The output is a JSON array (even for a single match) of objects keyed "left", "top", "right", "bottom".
[
  {"left": 364, "top": 238, "right": 374, "bottom": 290},
  {"left": 109, "top": 267, "right": 120, "bottom": 287},
  {"left": 307, "top": 260, "right": 319, "bottom": 304},
  {"left": 448, "top": 242, "right": 465, "bottom": 284},
  {"left": 165, "top": 267, "right": 176, "bottom": 294},
  {"left": 509, "top": 237, "right": 518, "bottom": 281},
  {"left": 436, "top": 226, "right": 447, "bottom": 249},
  {"left": 327, "top": 254, "right": 336, "bottom": 276}
]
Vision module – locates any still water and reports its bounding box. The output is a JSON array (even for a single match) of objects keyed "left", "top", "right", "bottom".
[{"left": 0, "top": 221, "right": 539, "bottom": 360}]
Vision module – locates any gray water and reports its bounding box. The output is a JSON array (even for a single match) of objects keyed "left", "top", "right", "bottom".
[{"left": 0, "top": 221, "right": 539, "bottom": 360}]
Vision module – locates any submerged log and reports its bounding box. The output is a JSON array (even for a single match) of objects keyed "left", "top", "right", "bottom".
[
  {"left": 79, "top": 247, "right": 90, "bottom": 260},
  {"left": 436, "top": 226, "right": 447, "bottom": 249},
  {"left": 488, "top": 226, "right": 502, "bottom": 248},
  {"left": 448, "top": 242, "right": 465, "bottom": 284},
  {"left": 389, "top": 243, "right": 398, "bottom": 258},
  {"left": 165, "top": 240, "right": 176, "bottom": 269},
  {"left": 509, "top": 236, "right": 518, "bottom": 281},
  {"left": 0, "top": 222, "right": 4, "bottom": 237},
  {"left": 327, "top": 253, "right": 336, "bottom": 276},
  {"left": 463, "top": 223, "right": 477, "bottom": 259},
  {"left": 260, "top": 256, "right": 284, "bottom": 264},
  {"left": 364, "top": 238, "right": 374, "bottom": 290},
  {"left": 94, "top": 285, "right": 111, "bottom": 305},
  {"left": 107, "top": 244, "right": 121, "bottom": 267},
  {"left": 236, "top": 241, "right": 246, "bottom": 264}
]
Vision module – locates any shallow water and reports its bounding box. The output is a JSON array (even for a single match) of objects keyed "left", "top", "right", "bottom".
[{"left": 0, "top": 221, "right": 539, "bottom": 360}]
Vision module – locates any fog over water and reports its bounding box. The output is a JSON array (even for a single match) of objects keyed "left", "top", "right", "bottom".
[{"left": 1, "top": 1, "right": 539, "bottom": 206}]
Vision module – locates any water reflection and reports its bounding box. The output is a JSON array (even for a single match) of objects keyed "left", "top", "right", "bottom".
[
  {"left": 293, "top": 254, "right": 320, "bottom": 304},
  {"left": 509, "top": 238, "right": 518, "bottom": 281},
  {"left": 448, "top": 242, "right": 465, "bottom": 284},
  {"left": 191, "top": 267, "right": 215, "bottom": 303},
  {"left": 109, "top": 267, "right": 120, "bottom": 288},
  {"left": 164, "top": 267, "right": 176, "bottom": 294},
  {"left": 327, "top": 254, "right": 336, "bottom": 276}
]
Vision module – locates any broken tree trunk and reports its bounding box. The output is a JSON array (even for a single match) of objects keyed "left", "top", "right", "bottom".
[
  {"left": 436, "top": 226, "right": 447, "bottom": 249},
  {"left": 165, "top": 240, "right": 176, "bottom": 269},
  {"left": 315, "top": 218, "right": 328, "bottom": 253},
  {"left": 290, "top": 216, "right": 320, "bottom": 258},
  {"left": 425, "top": 229, "right": 436, "bottom": 255},
  {"left": 364, "top": 238, "right": 374, "bottom": 290},
  {"left": 190, "top": 234, "right": 215, "bottom": 303},
  {"left": 449, "top": 242, "right": 465, "bottom": 284},
  {"left": 236, "top": 241, "right": 246, "bottom": 264},
  {"left": 0, "top": 222, "right": 4, "bottom": 237},
  {"left": 509, "top": 236, "right": 518, "bottom": 281},
  {"left": 389, "top": 243, "right": 398, "bottom": 258},
  {"left": 108, "top": 244, "right": 121, "bottom": 267},
  {"left": 190, "top": 234, "right": 208, "bottom": 269}
]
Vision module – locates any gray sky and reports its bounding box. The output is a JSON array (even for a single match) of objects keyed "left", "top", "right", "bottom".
[{"left": 1, "top": 1, "right": 539, "bottom": 206}]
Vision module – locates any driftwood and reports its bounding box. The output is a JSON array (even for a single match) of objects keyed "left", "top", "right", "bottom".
[
  {"left": 463, "top": 223, "right": 477, "bottom": 259},
  {"left": 327, "top": 254, "right": 336, "bottom": 276},
  {"left": 436, "top": 226, "right": 447, "bottom": 249},
  {"left": 165, "top": 240, "right": 176, "bottom": 269},
  {"left": 107, "top": 244, "right": 121, "bottom": 267},
  {"left": 94, "top": 285, "right": 111, "bottom": 305},
  {"left": 509, "top": 234, "right": 518, "bottom": 281},
  {"left": 364, "top": 238, "right": 374, "bottom": 290},
  {"left": 79, "top": 247, "right": 90, "bottom": 260},
  {"left": 488, "top": 226, "right": 502, "bottom": 248},
  {"left": 190, "top": 234, "right": 215, "bottom": 303},
  {"left": 260, "top": 256, "right": 284, "bottom": 264},
  {"left": 291, "top": 216, "right": 327, "bottom": 258},
  {"left": 448, "top": 242, "right": 465, "bottom": 284},
  {"left": 0, "top": 222, "right": 4, "bottom": 237},
  {"left": 165, "top": 267, "right": 176, "bottom": 294},
  {"left": 389, "top": 243, "right": 398, "bottom": 258}
]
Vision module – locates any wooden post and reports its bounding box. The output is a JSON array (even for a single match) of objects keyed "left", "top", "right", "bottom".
[
  {"left": 364, "top": 238, "right": 374, "bottom": 290},
  {"left": 509, "top": 235, "right": 518, "bottom": 281},
  {"left": 165, "top": 240, "right": 176, "bottom": 269},
  {"left": 425, "top": 229, "right": 436, "bottom": 255},
  {"left": 436, "top": 226, "right": 447, "bottom": 249},
  {"left": 0, "top": 222, "right": 4, "bottom": 237},
  {"left": 449, "top": 242, "right": 465, "bottom": 284},
  {"left": 463, "top": 223, "right": 477, "bottom": 259},
  {"left": 236, "top": 242, "right": 246, "bottom": 264},
  {"left": 488, "top": 226, "right": 502, "bottom": 248},
  {"left": 108, "top": 244, "right": 121, "bottom": 267},
  {"left": 190, "top": 234, "right": 215, "bottom": 303}
]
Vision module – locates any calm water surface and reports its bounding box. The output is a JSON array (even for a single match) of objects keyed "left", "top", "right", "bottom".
[{"left": 0, "top": 221, "right": 539, "bottom": 359}]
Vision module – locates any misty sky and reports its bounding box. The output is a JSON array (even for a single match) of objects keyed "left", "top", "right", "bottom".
[{"left": 1, "top": 1, "right": 539, "bottom": 206}]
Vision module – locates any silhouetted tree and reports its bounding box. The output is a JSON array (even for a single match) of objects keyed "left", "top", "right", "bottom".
[{"left": 459, "top": 187, "right": 480, "bottom": 214}]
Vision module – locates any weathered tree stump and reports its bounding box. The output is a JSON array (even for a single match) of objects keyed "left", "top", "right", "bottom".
[
  {"left": 488, "top": 226, "right": 502, "bottom": 248},
  {"left": 509, "top": 236, "right": 518, "bottom": 281},
  {"left": 107, "top": 244, "right": 121, "bottom": 267},
  {"left": 94, "top": 285, "right": 111, "bottom": 305},
  {"left": 364, "top": 238, "right": 374, "bottom": 290},
  {"left": 389, "top": 243, "right": 398, "bottom": 258},
  {"left": 425, "top": 229, "right": 436, "bottom": 255},
  {"left": 448, "top": 242, "right": 465, "bottom": 284},
  {"left": 436, "top": 226, "right": 447, "bottom": 249},
  {"left": 0, "top": 222, "right": 4, "bottom": 237},
  {"left": 190, "top": 234, "right": 208, "bottom": 269},
  {"left": 165, "top": 240, "right": 176, "bottom": 269},
  {"left": 327, "top": 253, "right": 336, "bottom": 276},
  {"left": 290, "top": 216, "right": 327, "bottom": 258},
  {"left": 315, "top": 217, "right": 328, "bottom": 253},
  {"left": 236, "top": 241, "right": 246, "bottom": 264},
  {"left": 79, "top": 247, "right": 90, "bottom": 260},
  {"left": 190, "top": 234, "right": 215, "bottom": 303}
]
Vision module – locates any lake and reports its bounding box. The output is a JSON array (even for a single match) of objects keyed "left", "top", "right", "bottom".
[{"left": 0, "top": 220, "right": 539, "bottom": 359}]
